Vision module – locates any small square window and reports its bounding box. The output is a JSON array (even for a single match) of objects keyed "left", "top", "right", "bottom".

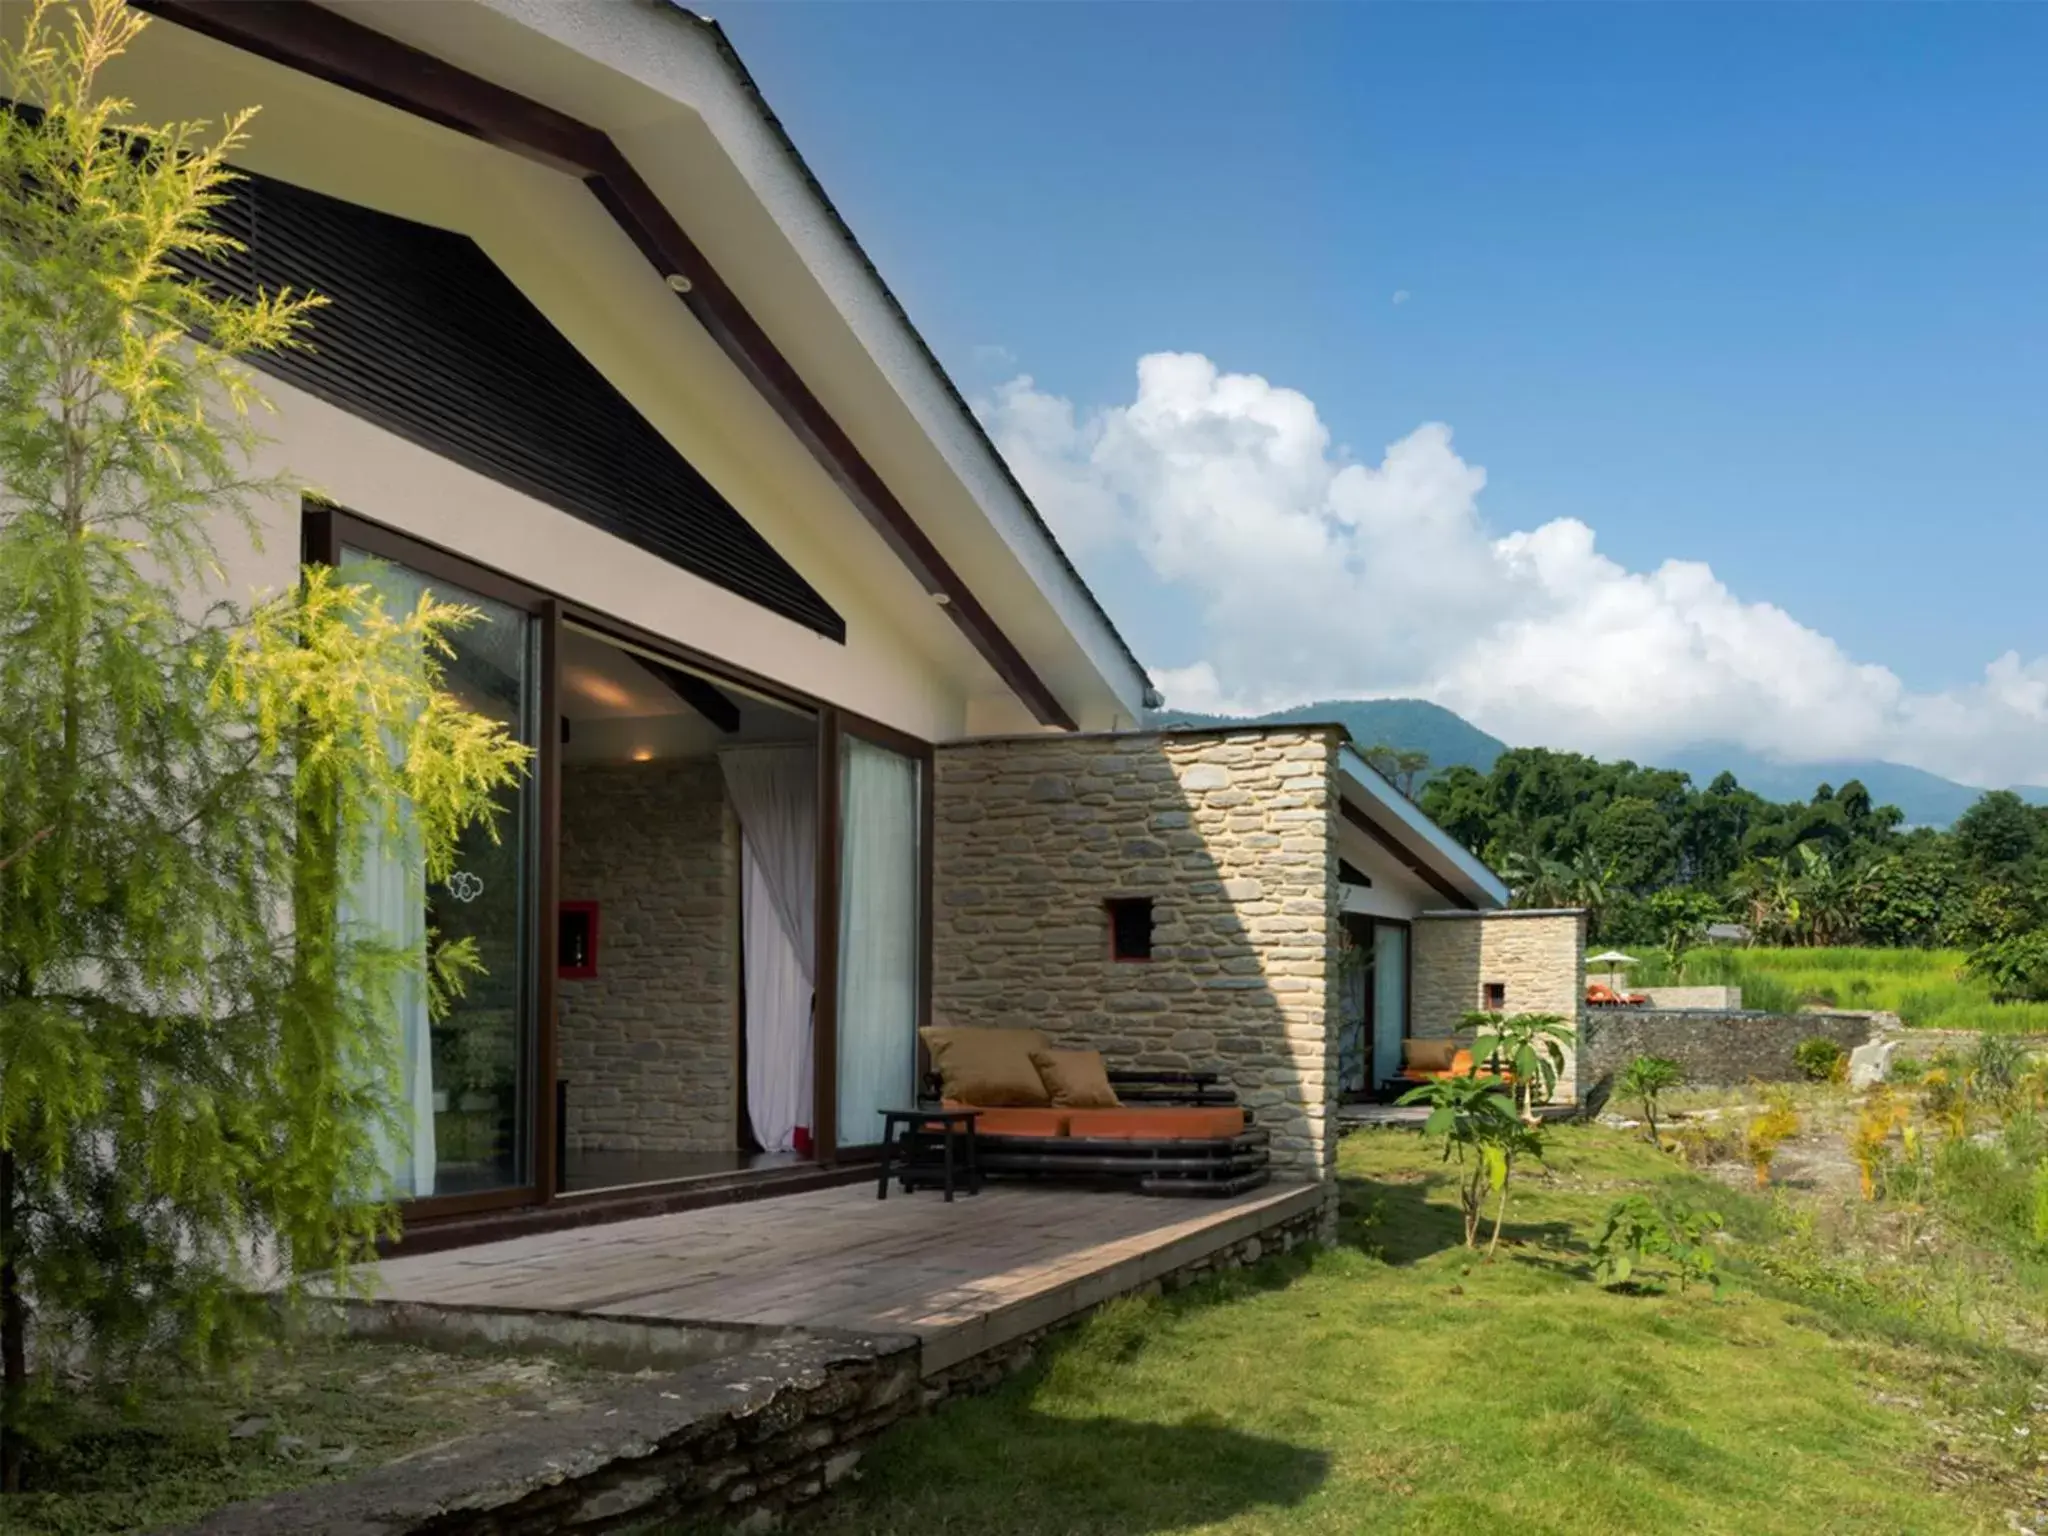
[
  {"left": 1482, "top": 982, "right": 1506, "bottom": 1011},
  {"left": 1106, "top": 897, "right": 1154, "bottom": 961}
]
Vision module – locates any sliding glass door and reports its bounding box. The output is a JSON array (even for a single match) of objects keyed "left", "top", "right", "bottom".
[
  {"left": 835, "top": 734, "right": 922, "bottom": 1148},
  {"left": 1370, "top": 921, "right": 1410, "bottom": 1095},
  {"left": 339, "top": 546, "right": 540, "bottom": 1202}
]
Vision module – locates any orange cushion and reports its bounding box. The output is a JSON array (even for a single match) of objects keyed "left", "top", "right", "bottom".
[
  {"left": 937, "top": 1106, "right": 1069, "bottom": 1138},
  {"left": 1063, "top": 1107, "right": 1248, "bottom": 1140},
  {"left": 1030, "top": 1048, "right": 1121, "bottom": 1108}
]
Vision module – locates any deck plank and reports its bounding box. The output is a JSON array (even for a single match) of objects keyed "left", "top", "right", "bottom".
[{"left": 364, "top": 1182, "right": 1321, "bottom": 1372}]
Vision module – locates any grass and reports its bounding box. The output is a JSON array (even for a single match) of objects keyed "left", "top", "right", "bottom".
[
  {"left": 1619, "top": 946, "right": 2048, "bottom": 1032},
  {"left": 12, "top": 1335, "right": 622, "bottom": 1535},
  {"left": 805, "top": 1123, "right": 2043, "bottom": 1535}
]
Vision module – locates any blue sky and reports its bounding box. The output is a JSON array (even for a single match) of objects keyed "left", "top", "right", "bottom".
[{"left": 715, "top": 2, "right": 2048, "bottom": 783}]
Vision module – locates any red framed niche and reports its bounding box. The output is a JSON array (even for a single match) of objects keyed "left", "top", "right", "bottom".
[{"left": 558, "top": 901, "right": 601, "bottom": 980}]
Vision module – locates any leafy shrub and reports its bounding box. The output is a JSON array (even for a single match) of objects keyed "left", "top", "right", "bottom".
[
  {"left": 1846, "top": 1090, "right": 1910, "bottom": 1201},
  {"left": 1794, "top": 1036, "right": 1848, "bottom": 1082},
  {"left": 1592, "top": 1194, "right": 1723, "bottom": 1293},
  {"left": 1964, "top": 931, "right": 2048, "bottom": 1003},
  {"left": 1617, "top": 1055, "right": 1684, "bottom": 1147},
  {"left": 1920, "top": 1058, "right": 1972, "bottom": 1140},
  {"left": 1746, "top": 1092, "right": 1801, "bottom": 1187},
  {"left": 1671, "top": 1119, "right": 1744, "bottom": 1168},
  {"left": 1970, "top": 1032, "right": 2027, "bottom": 1099}
]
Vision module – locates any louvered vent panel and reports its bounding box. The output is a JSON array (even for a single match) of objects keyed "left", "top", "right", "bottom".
[{"left": 188, "top": 167, "right": 844, "bottom": 640}]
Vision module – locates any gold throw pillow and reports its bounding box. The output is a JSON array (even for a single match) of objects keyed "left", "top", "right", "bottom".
[
  {"left": 1030, "top": 1047, "right": 1122, "bottom": 1109},
  {"left": 920, "top": 1026, "right": 1052, "bottom": 1107}
]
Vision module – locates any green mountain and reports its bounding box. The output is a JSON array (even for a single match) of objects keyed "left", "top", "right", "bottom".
[
  {"left": 1148, "top": 699, "right": 2034, "bottom": 828},
  {"left": 1148, "top": 698, "right": 1506, "bottom": 779}
]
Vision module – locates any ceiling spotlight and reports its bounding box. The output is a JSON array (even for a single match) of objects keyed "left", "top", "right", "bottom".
[{"left": 665, "top": 272, "right": 693, "bottom": 294}]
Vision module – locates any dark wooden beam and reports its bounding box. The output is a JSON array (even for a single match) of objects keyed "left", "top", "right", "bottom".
[
  {"left": 134, "top": 0, "right": 1079, "bottom": 731},
  {"left": 1339, "top": 798, "right": 1474, "bottom": 911},
  {"left": 627, "top": 653, "right": 741, "bottom": 735}
]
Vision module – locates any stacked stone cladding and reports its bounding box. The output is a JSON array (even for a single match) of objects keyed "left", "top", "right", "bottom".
[
  {"left": 558, "top": 758, "right": 737, "bottom": 1154},
  {"left": 930, "top": 728, "right": 1343, "bottom": 1181},
  {"left": 1410, "top": 910, "right": 1586, "bottom": 1102}
]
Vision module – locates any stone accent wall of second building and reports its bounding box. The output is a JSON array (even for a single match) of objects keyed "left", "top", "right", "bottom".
[
  {"left": 931, "top": 729, "right": 1343, "bottom": 1182},
  {"left": 558, "top": 759, "right": 738, "bottom": 1154},
  {"left": 1410, "top": 910, "right": 1586, "bottom": 1101}
]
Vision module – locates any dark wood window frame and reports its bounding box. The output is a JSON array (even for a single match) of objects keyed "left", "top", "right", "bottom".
[
  {"left": 1106, "top": 897, "right": 1155, "bottom": 962},
  {"left": 302, "top": 501, "right": 936, "bottom": 1234}
]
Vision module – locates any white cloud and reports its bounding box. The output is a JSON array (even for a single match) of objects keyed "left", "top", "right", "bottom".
[
  {"left": 980, "top": 351, "right": 2048, "bottom": 787},
  {"left": 1391, "top": 289, "right": 1411, "bottom": 306}
]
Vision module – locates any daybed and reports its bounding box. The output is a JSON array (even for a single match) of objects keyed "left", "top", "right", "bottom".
[
  {"left": 912, "top": 1027, "right": 1271, "bottom": 1198},
  {"left": 1392, "top": 1038, "right": 1514, "bottom": 1091}
]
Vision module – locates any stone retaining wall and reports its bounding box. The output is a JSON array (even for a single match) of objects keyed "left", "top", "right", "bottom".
[
  {"left": 182, "top": 1329, "right": 920, "bottom": 1536},
  {"left": 920, "top": 1193, "right": 1328, "bottom": 1403},
  {"left": 558, "top": 759, "right": 738, "bottom": 1154},
  {"left": 931, "top": 729, "right": 1344, "bottom": 1181},
  {"left": 1578, "top": 1008, "right": 1878, "bottom": 1090}
]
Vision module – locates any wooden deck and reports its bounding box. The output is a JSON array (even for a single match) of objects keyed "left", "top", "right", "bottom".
[{"left": 366, "top": 1180, "right": 1322, "bottom": 1375}]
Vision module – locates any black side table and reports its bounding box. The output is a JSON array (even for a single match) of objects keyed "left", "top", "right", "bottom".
[{"left": 876, "top": 1108, "right": 981, "bottom": 1202}]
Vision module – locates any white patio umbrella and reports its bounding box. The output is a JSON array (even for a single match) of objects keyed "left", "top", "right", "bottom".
[{"left": 1588, "top": 950, "right": 1638, "bottom": 990}]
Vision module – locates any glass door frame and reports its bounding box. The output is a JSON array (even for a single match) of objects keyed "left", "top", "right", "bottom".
[
  {"left": 1365, "top": 916, "right": 1414, "bottom": 1100},
  {"left": 304, "top": 503, "right": 558, "bottom": 1224},
  {"left": 305, "top": 502, "right": 942, "bottom": 1223},
  {"left": 815, "top": 711, "right": 934, "bottom": 1159}
]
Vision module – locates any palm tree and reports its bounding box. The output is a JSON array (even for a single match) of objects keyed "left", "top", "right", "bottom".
[
  {"left": 1734, "top": 856, "right": 1802, "bottom": 946},
  {"left": 1500, "top": 849, "right": 1573, "bottom": 909}
]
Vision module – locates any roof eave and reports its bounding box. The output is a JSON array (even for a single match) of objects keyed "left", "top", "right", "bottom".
[{"left": 1337, "top": 745, "right": 1510, "bottom": 909}]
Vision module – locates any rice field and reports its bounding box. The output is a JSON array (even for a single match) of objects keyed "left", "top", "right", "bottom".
[{"left": 1615, "top": 947, "right": 2048, "bottom": 1032}]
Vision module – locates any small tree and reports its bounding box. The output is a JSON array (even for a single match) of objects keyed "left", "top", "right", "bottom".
[
  {"left": 1617, "top": 1055, "right": 1683, "bottom": 1148},
  {"left": 1592, "top": 1194, "right": 1722, "bottom": 1294},
  {"left": 0, "top": 2, "right": 526, "bottom": 1489},
  {"left": 1466, "top": 1010, "right": 1574, "bottom": 1122},
  {"left": 1396, "top": 1073, "right": 1540, "bottom": 1256}
]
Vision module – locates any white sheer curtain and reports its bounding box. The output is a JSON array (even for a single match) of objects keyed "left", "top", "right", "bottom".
[
  {"left": 836, "top": 737, "right": 920, "bottom": 1147},
  {"left": 718, "top": 745, "right": 817, "bottom": 1154},
  {"left": 343, "top": 801, "right": 434, "bottom": 1198},
  {"left": 1371, "top": 922, "right": 1409, "bottom": 1094},
  {"left": 339, "top": 552, "right": 435, "bottom": 1199}
]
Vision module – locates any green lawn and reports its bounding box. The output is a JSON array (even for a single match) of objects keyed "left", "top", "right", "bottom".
[
  {"left": 12, "top": 1336, "right": 623, "bottom": 1535},
  {"left": 809, "top": 1125, "right": 2040, "bottom": 1535},
  {"left": 1621, "top": 946, "right": 2048, "bottom": 1032}
]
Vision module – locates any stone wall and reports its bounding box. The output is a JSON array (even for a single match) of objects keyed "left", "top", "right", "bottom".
[
  {"left": 558, "top": 759, "right": 737, "bottom": 1154},
  {"left": 184, "top": 1330, "right": 922, "bottom": 1536},
  {"left": 931, "top": 728, "right": 1343, "bottom": 1181},
  {"left": 1411, "top": 910, "right": 1586, "bottom": 1102},
  {"left": 1578, "top": 1008, "right": 1878, "bottom": 1090}
]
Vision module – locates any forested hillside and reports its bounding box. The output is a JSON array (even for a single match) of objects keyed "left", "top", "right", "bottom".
[{"left": 1419, "top": 747, "right": 2048, "bottom": 1003}]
